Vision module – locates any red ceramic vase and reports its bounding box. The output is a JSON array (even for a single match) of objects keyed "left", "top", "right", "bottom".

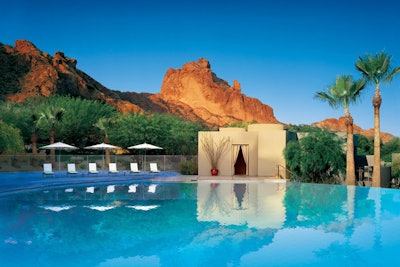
[{"left": 211, "top": 169, "right": 219, "bottom": 176}]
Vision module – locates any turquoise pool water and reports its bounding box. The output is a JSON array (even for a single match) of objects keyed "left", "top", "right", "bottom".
[{"left": 0, "top": 180, "right": 399, "bottom": 266}]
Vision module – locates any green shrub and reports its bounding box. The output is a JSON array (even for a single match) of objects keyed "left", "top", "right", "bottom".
[
  {"left": 284, "top": 129, "right": 345, "bottom": 184},
  {"left": 392, "top": 157, "right": 400, "bottom": 179},
  {"left": 180, "top": 159, "right": 198, "bottom": 175},
  {"left": 0, "top": 120, "right": 24, "bottom": 153}
]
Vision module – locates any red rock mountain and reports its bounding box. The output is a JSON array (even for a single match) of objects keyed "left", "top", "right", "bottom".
[
  {"left": 0, "top": 40, "right": 395, "bottom": 141},
  {"left": 151, "top": 58, "right": 278, "bottom": 126},
  {"left": 312, "top": 117, "right": 394, "bottom": 143},
  {"left": 0, "top": 40, "right": 278, "bottom": 128}
]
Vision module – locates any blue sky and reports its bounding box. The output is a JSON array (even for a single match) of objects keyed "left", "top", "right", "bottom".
[{"left": 2, "top": 0, "right": 400, "bottom": 137}]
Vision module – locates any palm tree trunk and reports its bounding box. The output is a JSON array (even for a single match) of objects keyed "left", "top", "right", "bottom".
[
  {"left": 372, "top": 89, "right": 382, "bottom": 187},
  {"left": 30, "top": 132, "right": 39, "bottom": 167},
  {"left": 345, "top": 115, "right": 356, "bottom": 185},
  {"left": 50, "top": 127, "right": 56, "bottom": 166},
  {"left": 105, "top": 136, "right": 110, "bottom": 166},
  {"left": 31, "top": 132, "right": 38, "bottom": 156}
]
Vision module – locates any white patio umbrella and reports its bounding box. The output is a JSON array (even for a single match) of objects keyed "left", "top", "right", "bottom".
[
  {"left": 128, "top": 142, "right": 163, "bottom": 171},
  {"left": 40, "top": 142, "right": 78, "bottom": 171},
  {"left": 84, "top": 142, "right": 121, "bottom": 170}
]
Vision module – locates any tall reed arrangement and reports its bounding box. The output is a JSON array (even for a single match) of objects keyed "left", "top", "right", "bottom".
[{"left": 200, "top": 133, "right": 230, "bottom": 169}]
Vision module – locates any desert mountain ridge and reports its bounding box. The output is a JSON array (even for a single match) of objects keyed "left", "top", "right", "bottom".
[
  {"left": 312, "top": 117, "right": 393, "bottom": 143},
  {"left": 0, "top": 39, "right": 394, "bottom": 142}
]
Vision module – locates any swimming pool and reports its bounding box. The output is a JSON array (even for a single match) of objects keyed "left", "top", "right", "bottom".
[{"left": 1, "top": 180, "right": 399, "bottom": 266}]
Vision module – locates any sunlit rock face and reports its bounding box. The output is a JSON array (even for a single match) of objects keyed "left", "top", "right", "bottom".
[
  {"left": 3, "top": 40, "right": 143, "bottom": 113},
  {"left": 312, "top": 117, "right": 394, "bottom": 143},
  {"left": 154, "top": 58, "right": 279, "bottom": 127},
  {"left": 2, "top": 41, "right": 279, "bottom": 127},
  {"left": 2, "top": 40, "right": 394, "bottom": 139}
]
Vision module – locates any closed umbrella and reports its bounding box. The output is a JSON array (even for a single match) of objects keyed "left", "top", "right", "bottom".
[
  {"left": 128, "top": 142, "right": 163, "bottom": 171},
  {"left": 40, "top": 142, "right": 78, "bottom": 171},
  {"left": 84, "top": 143, "right": 120, "bottom": 170}
]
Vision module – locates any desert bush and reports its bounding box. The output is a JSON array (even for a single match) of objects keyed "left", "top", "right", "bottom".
[{"left": 180, "top": 159, "right": 198, "bottom": 175}]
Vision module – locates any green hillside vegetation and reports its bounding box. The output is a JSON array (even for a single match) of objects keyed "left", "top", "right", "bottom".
[
  {"left": 0, "top": 95, "right": 399, "bottom": 181},
  {"left": 0, "top": 95, "right": 205, "bottom": 155},
  {"left": 0, "top": 120, "right": 24, "bottom": 153}
]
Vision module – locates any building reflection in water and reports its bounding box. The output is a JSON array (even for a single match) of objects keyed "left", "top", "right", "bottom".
[{"left": 197, "top": 181, "right": 286, "bottom": 229}]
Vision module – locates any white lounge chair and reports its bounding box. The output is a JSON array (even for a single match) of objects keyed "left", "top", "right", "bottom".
[
  {"left": 130, "top": 163, "right": 141, "bottom": 173},
  {"left": 150, "top": 163, "right": 160, "bottom": 173},
  {"left": 88, "top": 163, "right": 99, "bottom": 175},
  {"left": 108, "top": 163, "right": 119, "bottom": 174},
  {"left": 67, "top": 163, "right": 78, "bottom": 175},
  {"left": 43, "top": 163, "right": 54, "bottom": 176}
]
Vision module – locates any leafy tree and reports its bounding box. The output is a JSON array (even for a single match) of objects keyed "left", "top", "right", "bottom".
[
  {"left": 315, "top": 75, "right": 366, "bottom": 185},
  {"left": 0, "top": 100, "right": 41, "bottom": 152},
  {"left": 284, "top": 129, "right": 345, "bottom": 184},
  {"left": 38, "top": 104, "right": 65, "bottom": 163},
  {"left": 381, "top": 137, "right": 400, "bottom": 162},
  {"left": 392, "top": 156, "right": 400, "bottom": 182},
  {"left": 356, "top": 134, "right": 374, "bottom": 156},
  {"left": 356, "top": 51, "right": 400, "bottom": 187},
  {"left": 0, "top": 95, "right": 205, "bottom": 156},
  {"left": 166, "top": 115, "right": 205, "bottom": 155},
  {"left": 23, "top": 97, "right": 44, "bottom": 155},
  {"left": 0, "top": 120, "right": 24, "bottom": 154},
  {"left": 109, "top": 113, "right": 205, "bottom": 155},
  {"left": 34, "top": 96, "right": 118, "bottom": 147},
  {"left": 94, "top": 117, "right": 117, "bottom": 164},
  {"left": 109, "top": 113, "right": 157, "bottom": 149},
  {"left": 285, "top": 124, "right": 317, "bottom": 133}
]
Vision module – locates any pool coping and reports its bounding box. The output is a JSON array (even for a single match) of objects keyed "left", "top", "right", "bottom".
[{"left": 0, "top": 172, "right": 284, "bottom": 196}]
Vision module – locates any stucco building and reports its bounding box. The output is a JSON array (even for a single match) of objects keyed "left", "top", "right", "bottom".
[{"left": 198, "top": 124, "right": 297, "bottom": 178}]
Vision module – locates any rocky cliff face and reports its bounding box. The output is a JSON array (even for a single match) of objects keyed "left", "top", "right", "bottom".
[
  {"left": 312, "top": 117, "right": 394, "bottom": 143},
  {"left": 0, "top": 40, "right": 395, "bottom": 140},
  {"left": 152, "top": 58, "right": 279, "bottom": 126},
  {"left": 0, "top": 40, "right": 279, "bottom": 127},
  {"left": 1, "top": 40, "right": 143, "bottom": 113}
]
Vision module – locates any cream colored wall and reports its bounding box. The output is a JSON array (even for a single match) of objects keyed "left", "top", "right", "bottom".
[
  {"left": 257, "top": 130, "right": 287, "bottom": 177},
  {"left": 248, "top": 124, "right": 286, "bottom": 177},
  {"left": 198, "top": 128, "right": 258, "bottom": 176},
  {"left": 198, "top": 124, "right": 288, "bottom": 177}
]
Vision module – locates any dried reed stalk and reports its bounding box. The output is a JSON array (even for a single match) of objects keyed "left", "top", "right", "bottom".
[{"left": 200, "top": 133, "right": 230, "bottom": 169}]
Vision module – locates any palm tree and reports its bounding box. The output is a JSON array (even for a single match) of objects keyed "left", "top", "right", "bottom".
[
  {"left": 39, "top": 107, "right": 65, "bottom": 164},
  {"left": 94, "top": 117, "right": 114, "bottom": 165},
  {"left": 315, "top": 75, "right": 366, "bottom": 185},
  {"left": 356, "top": 51, "right": 400, "bottom": 187},
  {"left": 30, "top": 114, "right": 40, "bottom": 156}
]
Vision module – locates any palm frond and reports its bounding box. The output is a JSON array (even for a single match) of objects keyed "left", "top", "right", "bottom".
[
  {"left": 314, "top": 91, "right": 338, "bottom": 109},
  {"left": 315, "top": 75, "right": 366, "bottom": 114},
  {"left": 355, "top": 51, "right": 400, "bottom": 85}
]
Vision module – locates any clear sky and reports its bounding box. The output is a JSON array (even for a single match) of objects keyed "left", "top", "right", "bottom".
[{"left": 2, "top": 0, "right": 400, "bottom": 137}]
